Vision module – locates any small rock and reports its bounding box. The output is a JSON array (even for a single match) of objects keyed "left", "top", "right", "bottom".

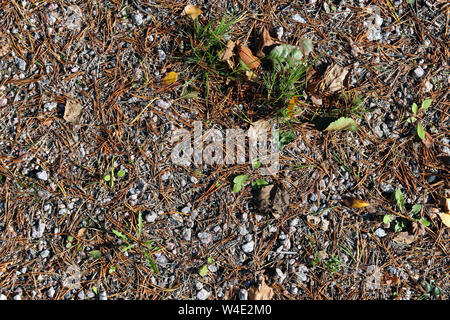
[
  {"left": 145, "top": 212, "right": 157, "bottom": 223},
  {"left": 44, "top": 102, "right": 57, "bottom": 111},
  {"left": 77, "top": 290, "right": 85, "bottom": 300},
  {"left": 239, "top": 289, "right": 248, "bottom": 300},
  {"left": 99, "top": 291, "right": 107, "bottom": 300},
  {"left": 37, "top": 170, "right": 49, "bottom": 181},
  {"left": 155, "top": 99, "right": 170, "bottom": 109},
  {"left": 414, "top": 67, "right": 425, "bottom": 78},
  {"left": 47, "top": 287, "right": 55, "bottom": 298},
  {"left": 13, "top": 294, "right": 21, "bottom": 300},
  {"left": 40, "top": 249, "right": 50, "bottom": 258},
  {"left": 15, "top": 58, "right": 27, "bottom": 71},
  {"left": 158, "top": 49, "right": 166, "bottom": 61},
  {"left": 182, "top": 228, "right": 192, "bottom": 241},
  {"left": 208, "top": 264, "right": 217, "bottom": 273},
  {"left": 0, "top": 294, "right": 6, "bottom": 300},
  {"left": 242, "top": 241, "right": 254, "bottom": 253},
  {"left": 198, "top": 232, "right": 212, "bottom": 244},
  {"left": 0, "top": 98, "right": 7, "bottom": 107},
  {"left": 131, "top": 13, "right": 143, "bottom": 26},
  {"left": 374, "top": 228, "right": 387, "bottom": 238},
  {"left": 276, "top": 268, "right": 286, "bottom": 283},
  {"left": 196, "top": 289, "right": 210, "bottom": 300},
  {"left": 195, "top": 282, "right": 203, "bottom": 290},
  {"left": 181, "top": 206, "right": 191, "bottom": 214},
  {"left": 291, "top": 14, "right": 306, "bottom": 23}
]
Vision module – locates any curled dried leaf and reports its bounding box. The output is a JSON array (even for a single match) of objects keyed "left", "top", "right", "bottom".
[
  {"left": 182, "top": 5, "right": 202, "bottom": 20},
  {"left": 237, "top": 44, "right": 260, "bottom": 69},
  {"left": 256, "top": 27, "right": 279, "bottom": 57},
  {"left": 162, "top": 71, "right": 178, "bottom": 85},
  {"left": 248, "top": 276, "right": 274, "bottom": 300},
  {"left": 393, "top": 232, "right": 416, "bottom": 245},
  {"left": 219, "top": 40, "right": 235, "bottom": 69},
  {"left": 343, "top": 197, "right": 370, "bottom": 208},
  {"left": 63, "top": 99, "right": 82, "bottom": 123},
  {"left": 320, "top": 64, "right": 349, "bottom": 93},
  {"left": 438, "top": 212, "right": 450, "bottom": 228}
]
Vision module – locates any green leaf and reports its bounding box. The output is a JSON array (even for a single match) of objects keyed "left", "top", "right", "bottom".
[
  {"left": 417, "top": 122, "right": 425, "bottom": 140},
  {"left": 406, "top": 117, "right": 416, "bottom": 123},
  {"left": 325, "top": 117, "right": 358, "bottom": 132},
  {"left": 395, "top": 189, "right": 405, "bottom": 212},
  {"left": 117, "top": 170, "right": 126, "bottom": 178},
  {"left": 207, "top": 257, "right": 214, "bottom": 264},
  {"left": 92, "top": 286, "right": 98, "bottom": 295},
  {"left": 112, "top": 229, "right": 128, "bottom": 241},
  {"left": 108, "top": 265, "right": 116, "bottom": 274},
  {"left": 383, "top": 214, "right": 395, "bottom": 224},
  {"left": 411, "top": 103, "right": 418, "bottom": 115},
  {"left": 103, "top": 174, "right": 111, "bottom": 182},
  {"left": 406, "top": 0, "right": 415, "bottom": 4},
  {"left": 410, "top": 204, "right": 422, "bottom": 216},
  {"left": 144, "top": 251, "right": 159, "bottom": 274},
  {"left": 419, "top": 218, "right": 430, "bottom": 227},
  {"left": 252, "top": 158, "right": 261, "bottom": 169},
  {"left": 232, "top": 175, "right": 248, "bottom": 193},
  {"left": 89, "top": 250, "right": 102, "bottom": 259},
  {"left": 421, "top": 99, "right": 432, "bottom": 110},
  {"left": 199, "top": 265, "right": 208, "bottom": 277},
  {"left": 121, "top": 244, "right": 136, "bottom": 252},
  {"left": 394, "top": 220, "right": 406, "bottom": 232},
  {"left": 180, "top": 89, "right": 199, "bottom": 100},
  {"left": 252, "top": 179, "right": 269, "bottom": 189},
  {"left": 138, "top": 211, "right": 143, "bottom": 238}
]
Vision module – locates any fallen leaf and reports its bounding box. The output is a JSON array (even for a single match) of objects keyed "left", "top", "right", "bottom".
[
  {"left": 248, "top": 119, "right": 270, "bottom": 142},
  {"left": 343, "top": 197, "right": 370, "bottom": 208},
  {"left": 237, "top": 44, "right": 260, "bottom": 69},
  {"left": 256, "top": 184, "right": 290, "bottom": 219},
  {"left": 256, "top": 27, "right": 279, "bottom": 57},
  {"left": 393, "top": 232, "right": 416, "bottom": 245},
  {"left": 307, "top": 214, "right": 329, "bottom": 231},
  {"left": 412, "top": 221, "right": 426, "bottom": 236},
  {"left": 63, "top": 99, "right": 82, "bottom": 123},
  {"left": 325, "top": 117, "right": 358, "bottom": 132},
  {"left": 219, "top": 40, "right": 235, "bottom": 69},
  {"left": 320, "top": 64, "right": 349, "bottom": 93},
  {"left": 442, "top": 197, "right": 450, "bottom": 213},
  {"left": 383, "top": 272, "right": 400, "bottom": 286},
  {"left": 245, "top": 70, "right": 258, "bottom": 81},
  {"left": 348, "top": 38, "right": 364, "bottom": 57},
  {"left": 162, "top": 71, "right": 178, "bottom": 85},
  {"left": 77, "top": 227, "right": 87, "bottom": 238},
  {"left": 438, "top": 212, "right": 450, "bottom": 227},
  {"left": 421, "top": 131, "right": 433, "bottom": 148},
  {"left": 182, "top": 5, "right": 202, "bottom": 20},
  {"left": 248, "top": 276, "right": 274, "bottom": 300}
]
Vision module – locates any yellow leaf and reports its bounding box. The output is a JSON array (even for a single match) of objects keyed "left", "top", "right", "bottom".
[
  {"left": 343, "top": 197, "right": 370, "bottom": 209},
  {"left": 162, "top": 71, "right": 178, "bottom": 86},
  {"left": 438, "top": 212, "right": 450, "bottom": 228},
  {"left": 183, "top": 5, "right": 202, "bottom": 20}
]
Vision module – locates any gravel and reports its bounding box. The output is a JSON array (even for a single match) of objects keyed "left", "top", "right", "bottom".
[
  {"left": 242, "top": 241, "right": 254, "bottom": 253},
  {"left": 196, "top": 289, "right": 210, "bottom": 300}
]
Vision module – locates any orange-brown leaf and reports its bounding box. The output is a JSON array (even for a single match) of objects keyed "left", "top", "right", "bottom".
[
  {"left": 237, "top": 45, "right": 260, "bottom": 70},
  {"left": 183, "top": 5, "right": 202, "bottom": 20},
  {"left": 343, "top": 197, "right": 370, "bottom": 209}
]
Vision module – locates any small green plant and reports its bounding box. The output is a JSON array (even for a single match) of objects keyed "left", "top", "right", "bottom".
[
  {"left": 232, "top": 174, "right": 248, "bottom": 193},
  {"left": 406, "top": 99, "right": 432, "bottom": 140},
  {"left": 324, "top": 255, "right": 341, "bottom": 273},
  {"left": 103, "top": 156, "right": 126, "bottom": 188},
  {"left": 199, "top": 257, "right": 215, "bottom": 277},
  {"left": 420, "top": 279, "right": 442, "bottom": 299},
  {"left": 384, "top": 189, "right": 430, "bottom": 231},
  {"left": 251, "top": 179, "right": 269, "bottom": 189},
  {"left": 111, "top": 212, "right": 160, "bottom": 274}
]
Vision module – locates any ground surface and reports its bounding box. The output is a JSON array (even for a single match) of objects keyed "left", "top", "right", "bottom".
[{"left": 0, "top": 0, "right": 449, "bottom": 300}]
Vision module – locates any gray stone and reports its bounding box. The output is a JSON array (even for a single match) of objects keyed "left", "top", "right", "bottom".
[
  {"left": 374, "top": 228, "right": 387, "bottom": 238},
  {"left": 242, "top": 241, "right": 254, "bottom": 253},
  {"left": 37, "top": 170, "right": 49, "bottom": 181},
  {"left": 196, "top": 288, "right": 210, "bottom": 300}
]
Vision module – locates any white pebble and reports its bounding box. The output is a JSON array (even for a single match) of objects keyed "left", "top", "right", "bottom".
[
  {"left": 374, "top": 228, "right": 387, "bottom": 238},
  {"left": 242, "top": 241, "right": 254, "bottom": 253},
  {"left": 196, "top": 289, "right": 210, "bottom": 300},
  {"left": 37, "top": 170, "right": 49, "bottom": 181}
]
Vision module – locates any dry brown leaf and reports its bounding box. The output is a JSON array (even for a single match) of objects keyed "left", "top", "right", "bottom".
[
  {"left": 182, "top": 5, "right": 202, "bottom": 20},
  {"left": 63, "top": 99, "right": 82, "bottom": 123},
  {"left": 343, "top": 197, "right": 370, "bottom": 209},
  {"left": 77, "top": 228, "right": 87, "bottom": 238},
  {"left": 237, "top": 44, "right": 260, "bottom": 69},
  {"left": 438, "top": 212, "right": 450, "bottom": 227},
  {"left": 383, "top": 272, "right": 400, "bottom": 286},
  {"left": 441, "top": 197, "right": 449, "bottom": 213},
  {"left": 219, "top": 40, "right": 235, "bottom": 69},
  {"left": 256, "top": 27, "right": 279, "bottom": 57},
  {"left": 256, "top": 184, "right": 289, "bottom": 219},
  {"left": 320, "top": 64, "right": 349, "bottom": 93},
  {"left": 393, "top": 232, "right": 416, "bottom": 245},
  {"left": 248, "top": 119, "right": 270, "bottom": 142},
  {"left": 248, "top": 276, "right": 274, "bottom": 300},
  {"left": 412, "top": 221, "right": 426, "bottom": 236},
  {"left": 349, "top": 38, "right": 364, "bottom": 57},
  {"left": 422, "top": 131, "right": 433, "bottom": 148}
]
